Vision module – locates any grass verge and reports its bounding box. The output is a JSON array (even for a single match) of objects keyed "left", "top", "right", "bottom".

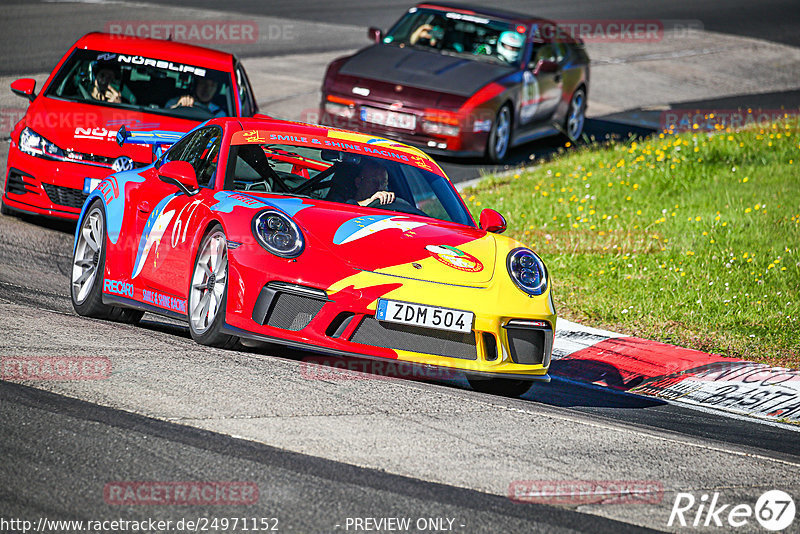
[{"left": 464, "top": 123, "right": 800, "bottom": 368}]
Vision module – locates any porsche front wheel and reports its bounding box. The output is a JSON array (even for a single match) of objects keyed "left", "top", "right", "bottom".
[
  {"left": 188, "top": 225, "right": 238, "bottom": 348},
  {"left": 71, "top": 200, "right": 143, "bottom": 324}
]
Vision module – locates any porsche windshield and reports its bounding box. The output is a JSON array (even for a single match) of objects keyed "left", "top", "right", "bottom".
[
  {"left": 226, "top": 142, "right": 474, "bottom": 226},
  {"left": 46, "top": 50, "right": 234, "bottom": 120},
  {"left": 383, "top": 8, "right": 525, "bottom": 66}
]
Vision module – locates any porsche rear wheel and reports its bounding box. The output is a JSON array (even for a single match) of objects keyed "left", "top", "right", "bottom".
[
  {"left": 71, "top": 200, "right": 143, "bottom": 324},
  {"left": 467, "top": 376, "right": 533, "bottom": 398},
  {"left": 188, "top": 225, "right": 238, "bottom": 348},
  {"left": 487, "top": 104, "right": 512, "bottom": 163}
]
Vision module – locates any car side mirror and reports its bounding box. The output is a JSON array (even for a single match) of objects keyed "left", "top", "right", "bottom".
[
  {"left": 11, "top": 78, "right": 36, "bottom": 102},
  {"left": 531, "top": 59, "right": 558, "bottom": 76},
  {"left": 158, "top": 161, "right": 199, "bottom": 196},
  {"left": 479, "top": 208, "right": 507, "bottom": 234},
  {"left": 368, "top": 27, "right": 383, "bottom": 43}
]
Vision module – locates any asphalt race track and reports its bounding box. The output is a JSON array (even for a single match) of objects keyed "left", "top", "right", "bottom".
[{"left": 1, "top": 1, "right": 800, "bottom": 533}]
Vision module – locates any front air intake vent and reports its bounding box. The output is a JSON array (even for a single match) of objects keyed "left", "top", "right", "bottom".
[
  {"left": 252, "top": 282, "right": 327, "bottom": 331},
  {"left": 42, "top": 183, "right": 88, "bottom": 208},
  {"left": 350, "top": 317, "right": 477, "bottom": 360}
]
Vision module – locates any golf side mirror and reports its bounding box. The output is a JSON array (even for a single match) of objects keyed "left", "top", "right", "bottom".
[{"left": 11, "top": 78, "right": 36, "bottom": 102}]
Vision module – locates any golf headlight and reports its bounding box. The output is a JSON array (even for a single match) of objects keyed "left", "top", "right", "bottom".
[
  {"left": 19, "top": 127, "right": 65, "bottom": 159},
  {"left": 507, "top": 248, "right": 548, "bottom": 296},
  {"left": 253, "top": 210, "right": 304, "bottom": 258}
]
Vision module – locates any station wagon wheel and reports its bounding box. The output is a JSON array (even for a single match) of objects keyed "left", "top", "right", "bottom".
[
  {"left": 565, "top": 87, "right": 586, "bottom": 142},
  {"left": 487, "top": 104, "right": 512, "bottom": 163},
  {"left": 188, "top": 225, "right": 238, "bottom": 348},
  {"left": 71, "top": 200, "right": 143, "bottom": 324}
]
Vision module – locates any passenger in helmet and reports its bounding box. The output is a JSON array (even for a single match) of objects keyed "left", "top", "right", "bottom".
[{"left": 497, "top": 31, "right": 524, "bottom": 64}]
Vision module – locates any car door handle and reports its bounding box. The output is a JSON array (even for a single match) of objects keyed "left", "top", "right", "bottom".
[
  {"left": 137, "top": 201, "right": 151, "bottom": 214},
  {"left": 554, "top": 73, "right": 562, "bottom": 83}
]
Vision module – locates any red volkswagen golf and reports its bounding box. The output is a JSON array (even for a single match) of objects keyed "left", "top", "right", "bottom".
[{"left": 3, "top": 32, "right": 259, "bottom": 220}]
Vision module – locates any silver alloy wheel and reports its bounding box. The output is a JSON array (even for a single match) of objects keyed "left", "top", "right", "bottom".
[
  {"left": 494, "top": 106, "right": 511, "bottom": 159},
  {"left": 567, "top": 89, "right": 586, "bottom": 141},
  {"left": 72, "top": 206, "right": 104, "bottom": 304},
  {"left": 189, "top": 230, "right": 228, "bottom": 334}
]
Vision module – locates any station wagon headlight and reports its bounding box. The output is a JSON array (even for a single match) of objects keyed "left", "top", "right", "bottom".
[
  {"left": 19, "top": 127, "right": 65, "bottom": 159},
  {"left": 507, "top": 248, "right": 548, "bottom": 296},
  {"left": 253, "top": 210, "right": 304, "bottom": 258}
]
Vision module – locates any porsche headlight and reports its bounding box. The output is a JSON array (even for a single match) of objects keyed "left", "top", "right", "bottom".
[
  {"left": 19, "top": 127, "right": 65, "bottom": 159},
  {"left": 253, "top": 210, "right": 304, "bottom": 258},
  {"left": 507, "top": 248, "right": 548, "bottom": 296}
]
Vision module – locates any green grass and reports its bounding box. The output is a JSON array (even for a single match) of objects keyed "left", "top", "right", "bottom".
[{"left": 464, "top": 122, "right": 800, "bottom": 368}]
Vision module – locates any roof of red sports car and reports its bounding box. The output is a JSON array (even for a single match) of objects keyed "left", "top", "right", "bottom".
[{"left": 73, "top": 32, "right": 235, "bottom": 71}]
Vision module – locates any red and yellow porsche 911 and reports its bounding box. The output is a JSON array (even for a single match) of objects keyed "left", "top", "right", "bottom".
[{"left": 71, "top": 117, "right": 555, "bottom": 396}]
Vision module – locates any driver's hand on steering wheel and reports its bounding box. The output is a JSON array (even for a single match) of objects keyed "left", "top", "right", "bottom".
[
  {"left": 359, "top": 191, "right": 395, "bottom": 206},
  {"left": 171, "top": 95, "right": 195, "bottom": 108}
]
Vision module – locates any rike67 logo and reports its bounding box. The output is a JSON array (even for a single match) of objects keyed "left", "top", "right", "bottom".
[{"left": 668, "top": 490, "right": 795, "bottom": 531}]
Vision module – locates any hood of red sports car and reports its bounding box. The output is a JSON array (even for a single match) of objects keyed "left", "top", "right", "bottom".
[
  {"left": 240, "top": 193, "right": 497, "bottom": 286},
  {"left": 22, "top": 97, "right": 198, "bottom": 163},
  {"left": 299, "top": 204, "right": 496, "bottom": 286},
  {"left": 337, "top": 44, "right": 514, "bottom": 98}
]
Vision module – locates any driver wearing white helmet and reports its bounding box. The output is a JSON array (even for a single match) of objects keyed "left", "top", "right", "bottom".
[{"left": 497, "top": 31, "right": 525, "bottom": 64}]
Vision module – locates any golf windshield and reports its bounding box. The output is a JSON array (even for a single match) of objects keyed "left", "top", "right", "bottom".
[
  {"left": 226, "top": 140, "right": 474, "bottom": 226},
  {"left": 46, "top": 49, "right": 234, "bottom": 119}
]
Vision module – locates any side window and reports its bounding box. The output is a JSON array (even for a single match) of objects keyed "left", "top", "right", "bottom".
[
  {"left": 164, "top": 127, "right": 222, "bottom": 188},
  {"left": 533, "top": 43, "right": 558, "bottom": 64},
  {"left": 553, "top": 42, "right": 568, "bottom": 63},
  {"left": 159, "top": 135, "right": 192, "bottom": 166},
  {"left": 236, "top": 64, "right": 256, "bottom": 117}
]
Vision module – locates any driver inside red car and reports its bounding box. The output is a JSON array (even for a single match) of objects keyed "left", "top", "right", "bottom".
[
  {"left": 354, "top": 160, "right": 394, "bottom": 206},
  {"left": 90, "top": 61, "right": 122, "bottom": 103},
  {"left": 325, "top": 160, "right": 395, "bottom": 206},
  {"left": 167, "top": 77, "right": 225, "bottom": 117}
]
